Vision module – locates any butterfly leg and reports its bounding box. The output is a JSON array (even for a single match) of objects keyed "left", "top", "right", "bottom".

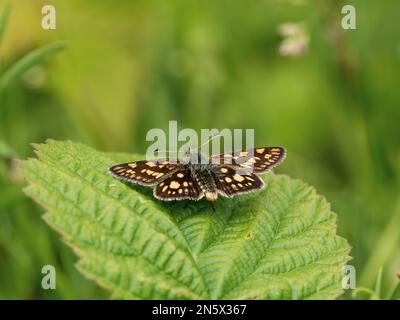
[
  {"left": 210, "top": 202, "right": 216, "bottom": 213},
  {"left": 184, "top": 200, "right": 190, "bottom": 209}
]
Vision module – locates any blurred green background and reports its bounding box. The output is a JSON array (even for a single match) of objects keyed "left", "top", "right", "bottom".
[{"left": 0, "top": 0, "right": 399, "bottom": 299}]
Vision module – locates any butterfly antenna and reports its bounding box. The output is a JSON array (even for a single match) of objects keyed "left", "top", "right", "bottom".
[
  {"left": 196, "top": 133, "right": 222, "bottom": 151},
  {"left": 154, "top": 148, "right": 179, "bottom": 154}
]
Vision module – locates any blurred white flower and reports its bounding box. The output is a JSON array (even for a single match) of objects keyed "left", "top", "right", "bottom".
[{"left": 277, "top": 22, "right": 309, "bottom": 57}]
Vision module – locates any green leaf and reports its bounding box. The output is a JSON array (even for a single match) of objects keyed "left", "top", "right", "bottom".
[{"left": 22, "top": 140, "right": 350, "bottom": 299}]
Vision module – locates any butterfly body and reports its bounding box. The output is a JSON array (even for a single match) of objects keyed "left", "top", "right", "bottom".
[
  {"left": 109, "top": 147, "right": 286, "bottom": 202},
  {"left": 189, "top": 162, "right": 219, "bottom": 201}
]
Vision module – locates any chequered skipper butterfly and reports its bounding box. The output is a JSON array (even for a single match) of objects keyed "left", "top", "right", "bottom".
[{"left": 109, "top": 147, "right": 286, "bottom": 204}]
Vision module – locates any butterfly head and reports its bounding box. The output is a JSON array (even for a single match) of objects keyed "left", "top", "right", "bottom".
[{"left": 182, "top": 148, "right": 210, "bottom": 166}]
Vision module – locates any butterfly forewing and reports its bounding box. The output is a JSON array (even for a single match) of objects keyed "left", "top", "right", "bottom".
[
  {"left": 212, "top": 165, "right": 264, "bottom": 197},
  {"left": 154, "top": 168, "right": 203, "bottom": 201},
  {"left": 109, "top": 146, "right": 286, "bottom": 202},
  {"left": 211, "top": 146, "right": 286, "bottom": 173},
  {"left": 109, "top": 159, "right": 181, "bottom": 186}
]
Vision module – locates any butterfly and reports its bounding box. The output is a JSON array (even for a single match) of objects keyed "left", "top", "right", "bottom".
[{"left": 109, "top": 147, "right": 286, "bottom": 203}]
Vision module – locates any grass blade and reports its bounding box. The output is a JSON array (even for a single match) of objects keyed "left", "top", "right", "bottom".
[
  {"left": 0, "top": 4, "right": 11, "bottom": 48},
  {"left": 0, "top": 41, "right": 68, "bottom": 88}
]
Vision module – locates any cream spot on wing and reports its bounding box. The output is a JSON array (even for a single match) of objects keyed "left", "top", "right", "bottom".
[
  {"left": 156, "top": 173, "right": 164, "bottom": 178},
  {"left": 128, "top": 163, "right": 137, "bottom": 168},
  {"left": 146, "top": 162, "right": 156, "bottom": 167},
  {"left": 271, "top": 148, "right": 281, "bottom": 152},
  {"left": 162, "top": 186, "right": 168, "bottom": 192},
  {"left": 183, "top": 182, "right": 188, "bottom": 187},
  {"left": 240, "top": 151, "right": 248, "bottom": 157},
  {"left": 256, "top": 148, "right": 265, "bottom": 154},
  {"left": 169, "top": 181, "right": 180, "bottom": 189},
  {"left": 265, "top": 154, "right": 272, "bottom": 159},
  {"left": 246, "top": 176, "right": 255, "bottom": 181},
  {"left": 221, "top": 168, "right": 228, "bottom": 173},
  {"left": 178, "top": 189, "right": 183, "bottom": 194},
  {"left": 141, "top": 169, "right": 146, "bottom": 173},
  {"left": 233, "top": 174, "right": 245, "bottom": 182},
  {"left": 147, "top": 170, "right": 154, "bottom": 175},
  {"left": 225, "top": 177, "right": 232, "bottom": 183},
  {"left": 177, "top": 173, "right": 184, "bottom": 178}
]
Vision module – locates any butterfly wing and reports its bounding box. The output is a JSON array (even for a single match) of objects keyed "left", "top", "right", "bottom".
[
  {"left": 211, "top": 146, "right": 286, "bottom": 173},
  {"left": 212, "top": 165, "right": 264, "bottom": 198},
  {"left": 154, "top": 168, "right": 204, "bottom": 201},
  {"left": 109, "top": 159, "right": 182, "bottom": 186}
]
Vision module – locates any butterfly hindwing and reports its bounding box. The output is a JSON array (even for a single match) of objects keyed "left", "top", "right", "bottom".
[
  {"left": 212, "top": 165, "right": 264, "bottom": 198},
  {"left": 153, "top": 168, "right": 203, "bottom": 201},
  {"left": 109, "top": 160, "right": 181, "bottom": 186},
  {"left": 211, "top": 146, "right": 286, "bottom": 173}
]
